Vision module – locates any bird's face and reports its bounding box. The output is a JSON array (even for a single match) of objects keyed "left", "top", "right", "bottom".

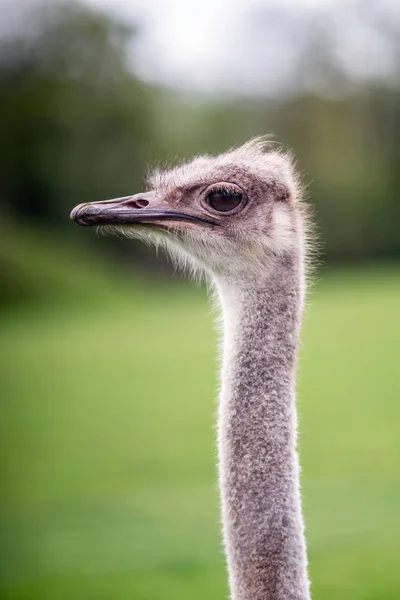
[{"left": 71, "top": 140, "right": 302, "bottom": 278}]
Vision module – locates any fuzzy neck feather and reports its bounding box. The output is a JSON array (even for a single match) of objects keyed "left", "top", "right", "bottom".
[{"left": 215, "top": 253, "right": 310, "bottom": 600}]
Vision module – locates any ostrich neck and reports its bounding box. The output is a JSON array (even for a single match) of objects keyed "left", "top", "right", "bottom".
[{"left": 215, "top": 257, "right": 310, "bottom": 600}]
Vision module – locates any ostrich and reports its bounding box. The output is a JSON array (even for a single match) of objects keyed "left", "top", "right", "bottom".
[{"left": 71, "top": 139, "right": 312, "bottom": 600}]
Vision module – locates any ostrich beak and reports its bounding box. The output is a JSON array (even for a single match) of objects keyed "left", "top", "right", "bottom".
[{"left": 70, "top": 193, "right": 217, "bottom": 228}]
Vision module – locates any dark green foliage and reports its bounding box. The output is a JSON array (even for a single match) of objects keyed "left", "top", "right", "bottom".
[
  {"left": 0, "top": 2, "right": 154, "bottom": 223},
  {"left": 0, "top": 0, "right": 399, "bottom": 304}
]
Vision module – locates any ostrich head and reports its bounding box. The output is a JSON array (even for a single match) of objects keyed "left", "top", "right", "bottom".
[{"left": 70, "top": 138, "right": 305, "bottom": 279}]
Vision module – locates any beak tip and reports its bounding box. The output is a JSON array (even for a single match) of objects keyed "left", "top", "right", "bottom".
[
  {"left": 70, "top": 204, "right": 91, "bottom": 226},
  {"left": 70, "top": 205, "right": 80, "bottom": 222}
]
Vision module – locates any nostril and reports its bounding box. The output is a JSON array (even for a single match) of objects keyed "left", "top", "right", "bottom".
[
  {"left": 125, "top": 198, "right": 149, "bottom": 209},
  {"left": 135, "top": 199, "right": 149, "bottom": 208}
]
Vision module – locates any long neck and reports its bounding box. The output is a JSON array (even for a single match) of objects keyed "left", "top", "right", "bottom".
[{"left": 215, "top": 255, "right": 310, "bottom": 600}]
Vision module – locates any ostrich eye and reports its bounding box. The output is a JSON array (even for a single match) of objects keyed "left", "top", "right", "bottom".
[{"left": 206, "top": 190, "right": 244, "bottom": 213}]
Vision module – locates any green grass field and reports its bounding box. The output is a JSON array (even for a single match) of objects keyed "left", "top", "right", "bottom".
[{"left": 1, "top": 257, "right": 400, "bottom": 599}]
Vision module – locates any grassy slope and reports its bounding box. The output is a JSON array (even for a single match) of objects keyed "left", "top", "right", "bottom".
[{"left": 1, "top": 258, "right": 400, "bottom": 599}]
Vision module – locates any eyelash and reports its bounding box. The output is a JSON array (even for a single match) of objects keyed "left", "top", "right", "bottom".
[{"left": 210, "top": 187, "right": 238, "bottom": 196}]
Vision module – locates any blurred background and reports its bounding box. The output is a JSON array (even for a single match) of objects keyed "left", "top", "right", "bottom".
[{"left": 0, "top": 0, "right": 399, "bottom": 598}]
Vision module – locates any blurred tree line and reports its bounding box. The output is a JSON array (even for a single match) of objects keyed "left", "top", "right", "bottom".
[
  {"left": 0, "top": 0, "right": 399, "bottom": 296},
  {"left": 0, "top": 2, "right": 155, "bottom": 223}
]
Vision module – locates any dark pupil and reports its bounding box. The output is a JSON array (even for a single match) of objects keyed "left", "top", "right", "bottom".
[{"left": 207, "top": 191, "right": 243, "bottom": 212}]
